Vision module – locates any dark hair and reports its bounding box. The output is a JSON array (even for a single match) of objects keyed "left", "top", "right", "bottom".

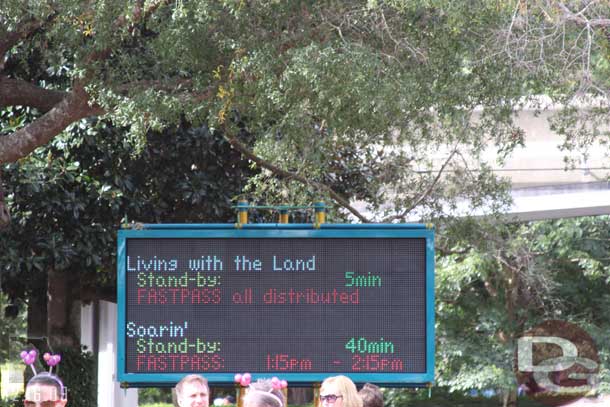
[
  {"left": 26, "top": 373, "right": 66, "bottom": 400},
  {"left": 358, "top": 383, "right": 383, "bottom": 407}
]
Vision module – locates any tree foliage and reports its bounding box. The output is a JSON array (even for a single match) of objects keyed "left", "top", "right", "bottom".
[
  {"left": 1, "top": 2, "right": 609, "bottom": 400},
  {"left": 9, "top": 0, "right": 604, "bottom": 223},
  {"left": 436, "top": 216, "right": 610, "bottom": 398},
  {"left": 0, "top": 114, "right": 253, "bottom": 305},
  {"left": 0, "top": 291, "right": 26, "bottom": 362}
]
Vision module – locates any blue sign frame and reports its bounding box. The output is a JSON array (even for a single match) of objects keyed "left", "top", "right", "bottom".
[{"left": 117, "top": 223, "right": 435, "bottom": 386}]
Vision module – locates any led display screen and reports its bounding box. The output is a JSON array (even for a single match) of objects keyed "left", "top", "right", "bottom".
[{"left": 117, "top": 224, "right": 434, "bottom": 386}]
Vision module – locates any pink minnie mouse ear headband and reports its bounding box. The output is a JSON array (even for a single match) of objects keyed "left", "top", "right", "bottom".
[
  {"left": 234, "top": 372, "right": 251, "bottom": 387},
  {"left": 270, "top": 377, "right": 288, "bottom": 390},
  {"left": 20, "top": 349, "right": 38, "bottom": 375},
  {"left": 43, "top": 352, "right": 62, "bottom": 374},
  {"left": 234, "top": 373, "right": 288, "bottom": 389},
  {"left": 20, "top": 349, "right": 62, "bottom": 375}
]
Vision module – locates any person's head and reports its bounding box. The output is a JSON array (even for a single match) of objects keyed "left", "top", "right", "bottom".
[
  {"left": 244, "top": 390, "right": 283, "bottom": 407},
  {"left": 320, "top": 376, "right": 362, "bottom": 407},
  {"left": 358, "top": 383, "right": 383, "bottom": 407},
  {"left": 24, "top": 373, "right": 67, "bottom": 407},
  {"left": 244, "top": 379, "right": 285, "bottom": 407},
  {"left": 175, "top": 374, "right": 209, "bottom": 407}
]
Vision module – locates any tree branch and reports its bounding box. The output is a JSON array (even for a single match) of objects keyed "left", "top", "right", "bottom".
[
  {"left": 0, "top": 1, "right": 175, "bottom": 165},
  {"left": 0, "top": 12, "right": 58, "bottom": 71},
  {"left": 0, "top": 19, "right": 42, "bottom": 68},
  {"left": 224, "top": 133, "right": 372, "bottom": 223},
  {"left": 381, "top": 148, "right": 457, "bottom": 223},
  {"left": 0, "top": 76, "right": 68, "bottom": 112},
  {"left": 557, "top": 2, "right": 610, "bottom": 28},
  {"left": 115, "top": 0, "right": 172, "bottom": 33},
  {"left": 0, "top": 85, "right": 105, "bottom": 164}
]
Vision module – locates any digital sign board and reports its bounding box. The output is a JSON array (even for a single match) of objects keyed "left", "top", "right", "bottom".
[{"left": 117, "top": 224, "right": 434, "bottom": 386}]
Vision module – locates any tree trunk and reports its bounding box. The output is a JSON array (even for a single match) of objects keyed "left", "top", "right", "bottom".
[
  {"left": 47, "top": 269, "right": 80, "bottom": 348},
  {"left": 25, "top": 281, "right": 47, "bottom": 384},
  {"left": 27, "top": 282, "right": 47, "bottom": 348}
]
